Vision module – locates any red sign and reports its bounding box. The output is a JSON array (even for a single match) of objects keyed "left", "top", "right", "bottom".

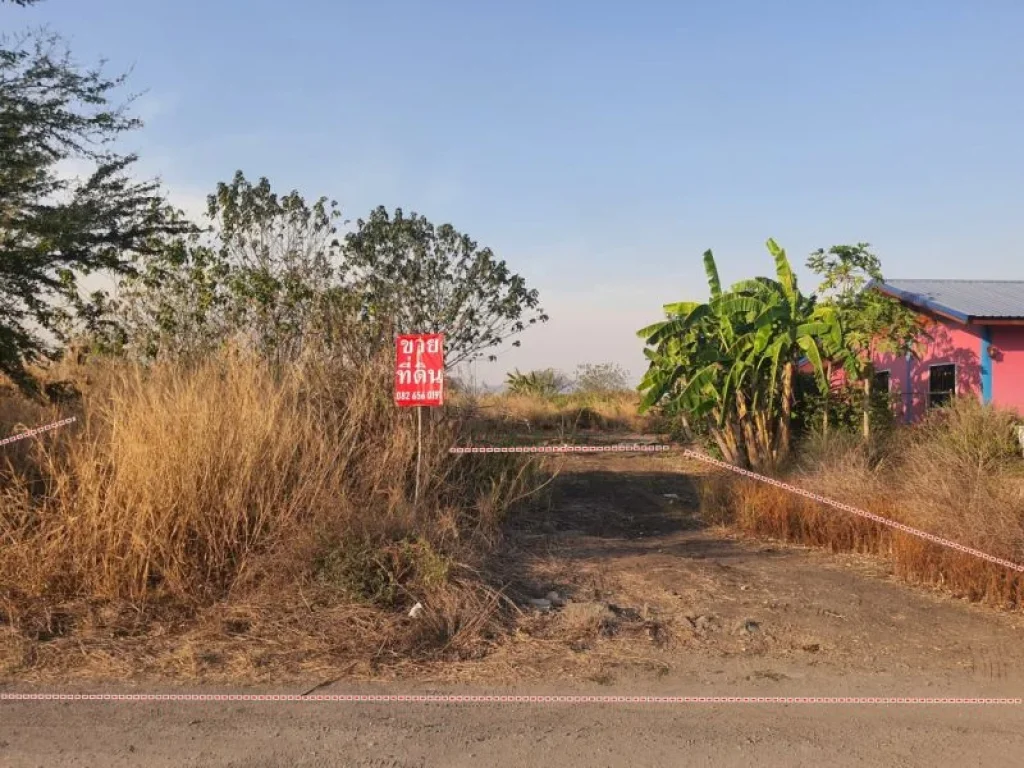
[{"left": 395, "top": 333, "right": 445, "bottom": 407}]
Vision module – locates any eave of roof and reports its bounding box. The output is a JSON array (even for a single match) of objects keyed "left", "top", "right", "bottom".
[{"left": 868, "top": 280, "right": 1024, "bottom": 325}]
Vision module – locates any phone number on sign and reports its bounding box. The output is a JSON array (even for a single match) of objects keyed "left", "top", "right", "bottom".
[{"left": 395, "top": 390, "right": 442, "bottom": 402}]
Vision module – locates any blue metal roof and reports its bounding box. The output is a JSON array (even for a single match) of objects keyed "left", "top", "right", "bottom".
[{"left": 872, "top": 280, "right": 1024, "bottom": 323}]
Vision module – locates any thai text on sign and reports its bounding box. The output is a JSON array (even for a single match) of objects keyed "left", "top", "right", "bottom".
[{"left": 395, "top": 333, "right": 445, "bottom": 407}]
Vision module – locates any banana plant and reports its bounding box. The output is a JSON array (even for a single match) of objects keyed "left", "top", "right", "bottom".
[{"left": 638, "top": 240, "right": 841, "bottom": 469}]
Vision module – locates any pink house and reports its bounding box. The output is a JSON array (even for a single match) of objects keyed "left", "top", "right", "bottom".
[{"left": 870, "top": 280, "right": 1024, "bottom": 421}]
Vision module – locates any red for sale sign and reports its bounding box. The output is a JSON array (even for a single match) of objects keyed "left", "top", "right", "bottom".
[{"left": 395, "top": 333, "right": 445, "bottom": 407}]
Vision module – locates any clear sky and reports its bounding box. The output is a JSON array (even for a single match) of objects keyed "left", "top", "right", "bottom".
[{"left": 10, "top": 0, "right": 1024, "bottom": 384}]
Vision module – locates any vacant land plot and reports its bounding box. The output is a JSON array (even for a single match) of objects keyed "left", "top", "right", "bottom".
[{"left": 4, "top": 451, "right": 1023, "bottom": 766}]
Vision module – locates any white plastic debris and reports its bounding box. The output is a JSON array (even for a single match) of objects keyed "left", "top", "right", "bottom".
[
  {"left": 662, "top": 493, "right": 680, "bottom": 500},
  {"left": 408, "top": 602, "right": 424, "bottom": 619}
]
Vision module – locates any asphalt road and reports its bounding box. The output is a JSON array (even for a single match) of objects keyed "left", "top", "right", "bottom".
[{"left": 2, "top": 676, "right": 1023, "bottom": 768}]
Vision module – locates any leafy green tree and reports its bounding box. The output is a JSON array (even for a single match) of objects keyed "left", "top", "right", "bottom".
[
  {"left": 99, "top": 234, "right": 233, "bottom": 359},
  {"left": 342, "top": 207, "right": 547, "bottom": 369},
  {"left": 209, "top": 171, "right": 343, "bottom": 361},
  {"left": 102, "top": 172, "right": 343, "bottom": 362},
  {"left": 808, "top": 243, "right": 926, "bottom": 437},
  {"left": 104, "top": 180, "right": 548, "bottom": 371},
  {"left": 0, "top": 31, "right": 185, "bottom": 390},
  {"left": 723, "top": 240, "right": 835, "bottom": 462},
  {"left": 637, "top": 252, "right": 743, "bottom": 461}
]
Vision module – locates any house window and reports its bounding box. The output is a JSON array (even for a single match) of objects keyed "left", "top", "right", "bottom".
[
  {"left": 928, "top": 364, "right": 956, "bottom": 408},
  {"left": 873, "top": 370, "right": 891, "bottom": 394}
]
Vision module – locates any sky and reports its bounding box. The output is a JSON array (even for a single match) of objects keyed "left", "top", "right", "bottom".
[{"left": 9, "top": 0, "right": 1024, "bottom": 384}]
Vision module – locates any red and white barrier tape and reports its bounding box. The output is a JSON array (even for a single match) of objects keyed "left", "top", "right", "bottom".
[
  {"left": 450, "top": 441, "right": 1024, "bottom": 575},
  {"left": 0, "top": 693, "right": 1018, "bottom": 705},
  {"left": 675, "top": 447, "right": 1024, "bottom": 575},
  {"left": 0, "top": 416, "right": 76, "bottom": 448},
  {"left": 449, "top": 443, "right": 671, "bottom": 454}
]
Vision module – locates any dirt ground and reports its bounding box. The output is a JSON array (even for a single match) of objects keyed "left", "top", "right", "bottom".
[{"left": 2, "top": 451, "right": 1023, "bottom": 766}]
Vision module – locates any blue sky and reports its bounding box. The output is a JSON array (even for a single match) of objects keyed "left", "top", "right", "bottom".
[{"left": 11, "top": 0, "right": 1024, "bottom": 383}]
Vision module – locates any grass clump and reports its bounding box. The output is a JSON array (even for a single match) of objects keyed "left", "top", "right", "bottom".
[
  {"left": 700, "top": 398, "right": 1024, "bottom": 607},
  {"left": 0, "top": 349, "right": 539, "bottom": 676}
]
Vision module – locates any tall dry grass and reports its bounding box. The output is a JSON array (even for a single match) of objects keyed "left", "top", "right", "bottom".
[
  {"left": 700, "top": 399, "right": 1024, "bottom": 607},
  {"left": 461, "top": 390, "right": 659, "bottom": 436},
  {"left": 0, "top": 349, "right": 537, "bottom": 667}
]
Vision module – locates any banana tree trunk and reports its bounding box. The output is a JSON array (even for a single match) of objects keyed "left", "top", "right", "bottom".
[
  {"left": 711, "top": 425, "right": 742, "bottom": 467},
  {"left": 734, "top": 391, "right": 763, "bottom": 469},
  {"left": 709, "top": 408, "right": 744, "bottom": 467},
  {"left": 863, "top": 377, "right": 871, "bottom": 440},
  {"left": 757, "top": 410, "right": 775, "bottom": 466},
  {"left": 777, "top": 361, "right": 794, "bottom": 463},
  {"left": 823, "top": 360, "right": 832, "bottom": 436}
]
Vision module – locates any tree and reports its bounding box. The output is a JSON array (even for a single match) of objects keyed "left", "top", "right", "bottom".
[
  {"left": 208, "top": 171, "right": 343, "bottom": 361},
  {"left": 723, "top": 240, "right": 835, "bottom": 462},
  {"left": 808, "top": 244, "right": 927, "bottom": 438},
  {"left": 101, "top": 172, "right": 344, "bottom": 362},
  {"left": 638, "top": 241, "right": 836, "bottom": 469},
  {"left": 98, "top": 233, "right": 233, "bottom": 359},
  {"left": 341, "top": 207, "right": 547, "bottom": 369},
  {"left": 574, "top": 362, "right": 631, "bottom": 394},
  {"left": 103, "top": 179, "right": 548, "bottom": 372},
  {"left": 0, "top": 31, "right": 185, "bottom": 390}
]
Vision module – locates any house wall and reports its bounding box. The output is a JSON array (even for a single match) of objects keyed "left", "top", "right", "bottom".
[
  {"left": 799, "top": 315, "right": 1024, "bottom": 421},
  {"left": 991, "top": 325, "right": 1024, "bottom": 415},
  {"left": 872, "top": 316, "right": 983, "bottom": 422}
]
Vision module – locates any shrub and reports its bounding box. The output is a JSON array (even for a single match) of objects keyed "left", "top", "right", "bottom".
[
  {"left": 504, "top": 368, "right": 570, "bottom": 398},
  {"left": 573, "top": 362, "right": 631, "bottom": 394},
  {"left": 793, "top": 374, "right": 897, "bottom": 440}
]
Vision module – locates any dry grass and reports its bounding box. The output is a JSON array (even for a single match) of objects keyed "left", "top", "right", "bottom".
[
  {"left": 0, "top": 350, "right": 540, "bottom": 678},
  {"left": 459, "top": 390, "right": 660, "bottom": 437},
  {"left": 700, "top": 399, "right": 1024, "bottom": 608}
]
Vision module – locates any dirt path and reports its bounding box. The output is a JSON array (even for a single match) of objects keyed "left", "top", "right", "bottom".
[
  {"left": 2, "top": 452, "right": 1023, "bottom": 766},
  {"left": 494, "top": 453, "right": 1024, "bottom": 688}
]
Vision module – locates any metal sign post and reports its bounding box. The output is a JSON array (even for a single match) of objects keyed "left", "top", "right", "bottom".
[{"left": 395, "top": 334, "right": 445, "bottom": 505}]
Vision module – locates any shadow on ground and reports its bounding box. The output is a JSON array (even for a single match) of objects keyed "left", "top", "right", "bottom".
[
  {"left": 494, "top": 461, "right": 774, "bottom": 601},
  {"left": 509, "top": 469, "right": 703, "bottom": 539}
]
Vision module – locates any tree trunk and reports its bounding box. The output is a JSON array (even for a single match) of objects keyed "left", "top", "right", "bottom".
[
  {"left": 680, "top": 413, "right": 694, "bottom": 443},
  {"left": 777, "top": 361, "right": 794, "bottom": 463},
  {"left": 823, "top": 360, "right": 832, "bottom": 436},
  {"left": 862, "top": 377, "right": 871, "bottom": 441},
  {"left": 709, "top": 408, "right": 744, "bottom": 466},
  {"left": 735, "top": 391, "right": 762, "bottom": 469},
  {"left": 755, "top": 410, "right": 774, "bottom": 467},
  {"left": 710, "top": 426, "right": 741, "bottom": 466},
  {"left": 709, "top": 409, "right": 743, "bottom": 466}
]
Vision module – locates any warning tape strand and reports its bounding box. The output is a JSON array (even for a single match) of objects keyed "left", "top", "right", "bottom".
[
  {"left": 450, "top": 442, "right": 1024, "bottom": 575},
  {"left": 0, "top": 693, "right": 1018, "bottom": 704},
  {"left": 0, "top": 416, "right": 77, "bottom": 448},
  {"left": 675, "top": 447, "right": 1024, "bottom": 574},
  {"left": 0, "top": 436, "right": 1020, "bottom": 708},
  {"left": 449, "top": 444, "right": 671, "bottom": 454}
]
